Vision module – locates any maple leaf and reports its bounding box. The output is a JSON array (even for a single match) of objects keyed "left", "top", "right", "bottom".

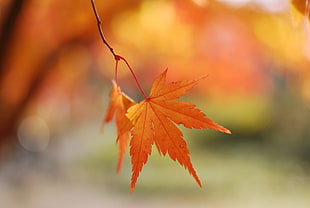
[
  {"left": 126, "top": 69, "right": 231, "bottom": 192},
  {"left": 104, "top": 81, "right": 136, "bottom": 173}
]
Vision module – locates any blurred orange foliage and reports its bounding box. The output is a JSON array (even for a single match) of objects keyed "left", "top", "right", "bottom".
[{"left": 1, "top": 0, "right": 310, "bottom": 155}]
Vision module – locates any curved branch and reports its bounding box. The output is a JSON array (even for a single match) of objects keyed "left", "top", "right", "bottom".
[{"left": 90, "top": 0, "right": 118, "bottom": 60}]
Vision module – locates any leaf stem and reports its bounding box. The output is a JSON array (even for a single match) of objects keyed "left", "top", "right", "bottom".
[
  {"left": 114, "top": 58, "right": 120, "bottom": 86},
  {"left": 117, "top": 55, "right": 148, "bottom": 99},
  {"left": 90, "top": 0, "right": 147, "bottom": 99},
  {"left": 90, "top": 0, "right": 118, "bottom": 60}
]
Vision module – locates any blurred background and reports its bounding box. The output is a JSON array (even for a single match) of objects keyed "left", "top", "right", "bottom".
[{"left": 1, "top": 0, "right": 310, "bottom": 207}]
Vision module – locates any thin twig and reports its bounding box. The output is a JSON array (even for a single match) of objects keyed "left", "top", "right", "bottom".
[
  {"left": 118, "top": 56, "right": 148, "bottom": 99},
  {"left": 114, "top": 58, "right": 120, "bottom": 86},
  {"left": 90, "top": 0, "right": 118, "bottom": 60},
  {"left": 90, "top": 0, "right": 147, "bottom": 99}
]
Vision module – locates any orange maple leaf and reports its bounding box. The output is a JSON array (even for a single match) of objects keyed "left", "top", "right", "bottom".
[
  {"left": 104, "top": 81, "right": 136, "bottom": 173},
  {"left": 126, "top": 69, "right": 231, "bottom": 192}
]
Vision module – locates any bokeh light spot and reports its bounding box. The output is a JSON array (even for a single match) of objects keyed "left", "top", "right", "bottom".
[{"left": 17, "top": 116, "right": 50, "bottom": 152}]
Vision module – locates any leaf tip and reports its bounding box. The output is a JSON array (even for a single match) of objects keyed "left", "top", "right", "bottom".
[
  {"left": 224, "top": 129, "right": 232, "bottom": 134},
  {"left": 195, "top": 174, "right": 202, "bottom": 188},
  {"left": 200, "top": 74, "right": 208, "bottom": 79},
  {"left": 163, "top": 68, "right": 168, "bottom": 76},
  {"left": 116, "top": 162, "right": 121, "bottom": 174}
]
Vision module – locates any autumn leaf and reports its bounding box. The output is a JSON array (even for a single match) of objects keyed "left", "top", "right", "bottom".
[
  {"left": 104, "top": 81, "right": 136, "bottom": 173},
  {"left": 126, "top": 69, "right": 231, "bottom": 192}
]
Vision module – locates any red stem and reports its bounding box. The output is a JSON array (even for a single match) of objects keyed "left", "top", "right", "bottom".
[
  {"left": 115, "top": 58, "right": 119, "bottom": 86},
  {"left": 90, "top": 0, "right": 147, "bottom": 99},
  {"left": 117, "top": 55, "right": 148, "bottom": 99},
  {"left": 90, "top": 0, "right": 118, "bottom": 60}
]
